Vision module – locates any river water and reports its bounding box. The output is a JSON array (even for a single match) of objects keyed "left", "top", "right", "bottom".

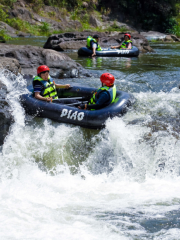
[{"left": 1, "top": 38, "right": 180, "bottom": 239}]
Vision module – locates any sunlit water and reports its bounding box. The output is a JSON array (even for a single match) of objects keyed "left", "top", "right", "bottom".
[{"left": 1, "top": 40, "right": 180, "bottom": 239}]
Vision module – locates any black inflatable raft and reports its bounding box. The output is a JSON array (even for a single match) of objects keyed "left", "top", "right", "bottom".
[
  {"left": 20, "top": 86, "right": 135, "bottom": 129},
  {"left": 78, "top": 46, "right": 139, "bottom": 57}
]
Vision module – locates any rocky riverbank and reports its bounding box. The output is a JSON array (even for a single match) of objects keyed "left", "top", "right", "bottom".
[{"left": 0, "top": 44, "right": 90, "bottom": 78}]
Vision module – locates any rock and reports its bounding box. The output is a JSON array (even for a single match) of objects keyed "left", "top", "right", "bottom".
[
  {"left": 89, "top": 15, "right": 102, "bottom": 28},
  {"left": 164, "top": 35, "right": 174, "bottom": 42},
  {"left": 170, "top": 35, "right": 180, "bottom": 42},
  {"left": 8, "top": 6, "right": 82, "bottom": 32},
  {"left": 0, "top": 21, "right": 31, "bottom": 37},
  {"left": 10, "top": 7, "right": 33, "bottom": 24},
  {"left": 0, "top": 44, "right": 90, "bottom": 78},
  {"left": 82, "top": 2, "right": 89, "bottom": 8},
  {"left": 0, "top": 21, "right": 18, "bottom": 37},
  {"left": 59, "top": 40, "right": 87, "bottom": 50},
  {"left": 0, "top": 57, "right": 21, "bottom": 75},
  {"left": 0, "top": 81, "right": 12, "bottom": 146},
  {"left": 102, "top": 15, "right": 110, "bottom": 22},
  {"left": 0, "top": 57, "right": 21, "bottom": 145},
  {"left": 18, "top": 0, "right": 25, "bottom": 8}
]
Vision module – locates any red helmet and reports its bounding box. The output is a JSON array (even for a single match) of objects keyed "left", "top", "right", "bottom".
[
  {"left": 37, "top": 65, "right": 50, "bottom": 75},
  {"left": 100, "top": 73, "right": 115, "bottom": 87},
  {"left": 124, "top": 33, "right": 131, "bottom": 39}
]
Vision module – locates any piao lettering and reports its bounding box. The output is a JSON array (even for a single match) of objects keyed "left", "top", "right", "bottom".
[
  {"left": 60, "top": 109, "right": 84, "bottom": 121},
  {"left": 118, "top": 50, "right": 129, "bottom": 54}
]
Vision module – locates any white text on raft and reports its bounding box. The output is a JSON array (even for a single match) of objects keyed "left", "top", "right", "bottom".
[
  {"left": 60, "top": 109, "right": 84, "bottom": 121},
  {"left": 117, "top": 50, "right": 129, "bottom": 54}
]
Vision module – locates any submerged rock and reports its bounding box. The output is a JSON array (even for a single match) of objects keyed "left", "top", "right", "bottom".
[{"left": 43, "top": 31, "right": 154, "bottom": 53}]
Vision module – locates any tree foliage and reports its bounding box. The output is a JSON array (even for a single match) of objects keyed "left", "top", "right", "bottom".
[
  {"left": 0, "top": 0, "right": 179, "bottom": 33},
  {"left": 98, "top": 0, "right": 178, "bottom": 32}
]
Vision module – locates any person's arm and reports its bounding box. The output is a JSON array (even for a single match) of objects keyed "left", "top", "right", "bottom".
[
  {"left": 78, "top": 92, "right": 110, "bottom": 110},
  {"left": 53, "top": 81, "right": 71, "bottom": 89},
  {"left": 34, "top": 92, "right": 51, "bottom": 102},
  {"left": 127, "top": 43, "right": 132, "bottom": 49},
  {"left": 91, "top": 43, "right": 97, "bottom": 57},
  {"left": 92, "top": 47, "right": 96, "bottom": 57},
  {"left": 111, "top": 45, "right": 121, "bottom": 49}
]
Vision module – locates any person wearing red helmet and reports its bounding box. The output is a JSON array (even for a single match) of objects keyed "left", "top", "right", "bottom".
[
  {"left": 78, "top": 73, "right": 116, "bottom": 110},
  {"left": 33, "top": 65, "right": 70, "bottom": 102},
  {"left": 111, "top": 33, "right": 132, "bottom": 50}
]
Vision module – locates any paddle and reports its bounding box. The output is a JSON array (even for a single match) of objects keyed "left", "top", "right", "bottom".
[
  {"left": 66, "top": 101, "right": 88, "bottom": 106},
  {"left": 53, "top": 97, "right": 85, "bottom": 101}
]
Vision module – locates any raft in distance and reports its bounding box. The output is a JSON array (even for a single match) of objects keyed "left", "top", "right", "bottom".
[{"left": 78, "top": 46, "right": 139, "bottom": 57}]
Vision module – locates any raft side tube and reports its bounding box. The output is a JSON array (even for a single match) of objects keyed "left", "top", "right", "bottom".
[
  {"left": 20, "top": 86, "right": 135, "bottom": 129},
  {"left": 78, "top": 46, "right": 139, "bottom": 57}
]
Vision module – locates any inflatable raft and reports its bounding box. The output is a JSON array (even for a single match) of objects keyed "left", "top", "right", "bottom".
[
  {"left": 78, "top": 46, "right": 139, "bottom": 57},
  {"left": 20, "top": 86, "right": 135, "bottom": 129}
]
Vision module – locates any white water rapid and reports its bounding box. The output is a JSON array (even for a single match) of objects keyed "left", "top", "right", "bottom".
[{"left": 1, "top": 71, "right": 180, "bottom": 240}]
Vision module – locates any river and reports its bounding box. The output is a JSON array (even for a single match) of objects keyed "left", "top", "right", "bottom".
[{"left": 1, "top": 37, "right": 180, "bottom": 239}]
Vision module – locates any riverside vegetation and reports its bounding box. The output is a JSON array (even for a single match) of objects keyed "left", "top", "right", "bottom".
[{"left": 0, "top": 0, "right": 180, "bottom": 41}]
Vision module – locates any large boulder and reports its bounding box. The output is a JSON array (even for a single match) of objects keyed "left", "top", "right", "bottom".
[
  {"left": 0, "top": 44, "right": 90, "bottom": 78},
  {"left": 44, "top": 31, "right": 154, "bottom": 52},
  {"left": 0, "top": 57, "right": 21, "bottom": 146},
  {"left": 0, "top": 80, "right": 12, "bottom": 146},
  {"left": 0, "top": 21, "right": 32, "bottom": 38},
  {"left": 0, "top": 57, "right": 21, "bottom": 75},
  {"left": 164, "top": 35, "right": 174, "bottom": 42},
  {"left": 89, "top": 15, "right": 102, "bottom": 28}
]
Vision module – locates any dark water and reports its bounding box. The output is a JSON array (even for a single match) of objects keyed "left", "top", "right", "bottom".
[{"left": 2, "top": 37, "right": 180, "bottom": 239}]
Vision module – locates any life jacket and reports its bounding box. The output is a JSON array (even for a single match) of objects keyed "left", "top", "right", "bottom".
[
  {"left": 120, "top": 40, "right": 132, "bottom": 49},
  {"left": 89, "top": 85, "right": 116, "bottom": 110},
  {"left": 87, "top": 36, "right": 102, "bottom": 51},
  {"left": 33, "top": 75, "right": 58, "bottom": 99}
]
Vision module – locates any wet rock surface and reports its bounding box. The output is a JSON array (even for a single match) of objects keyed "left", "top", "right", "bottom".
[
  {"left": 0, "top": 57, "right": 21, "bottom": 75},
  {"left": 0, "top": 57, "right": 21, "bottom": 146},
  {"left": 0, "top": 44, "right": 90, "bottom": 78},
  {"left": 0, "top": 80, "right": 12, "bottom": 146},
  {"left": 43, "top": 31, "right": 154, "bottom": 53}
]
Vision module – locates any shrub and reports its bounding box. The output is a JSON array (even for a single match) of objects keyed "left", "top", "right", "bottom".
[
  {"left": 170, "top": 24, "right": 180, "bottom": 37},
  {"left": 1, "top": 0, "right": 17, "bottom": 8},
  {"left": 0, "top": 29, "right": 13, "bottom": 41},
  {"left": 48, "top": 11, "right": 56, "bottom": 18},
  {"left": 39, "top": 22, "right": 50, "bottom": 35}
]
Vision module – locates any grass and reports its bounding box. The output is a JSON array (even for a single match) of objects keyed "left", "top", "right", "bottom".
[
  {"left": 171, "top": 24, "right": 180, "bottom": 37},
  {"left": 0, "top": 29, "right": 13, "bottom": 42},
  {"left": 148, "top": 39, "right": 161, "bottom": 43}
]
